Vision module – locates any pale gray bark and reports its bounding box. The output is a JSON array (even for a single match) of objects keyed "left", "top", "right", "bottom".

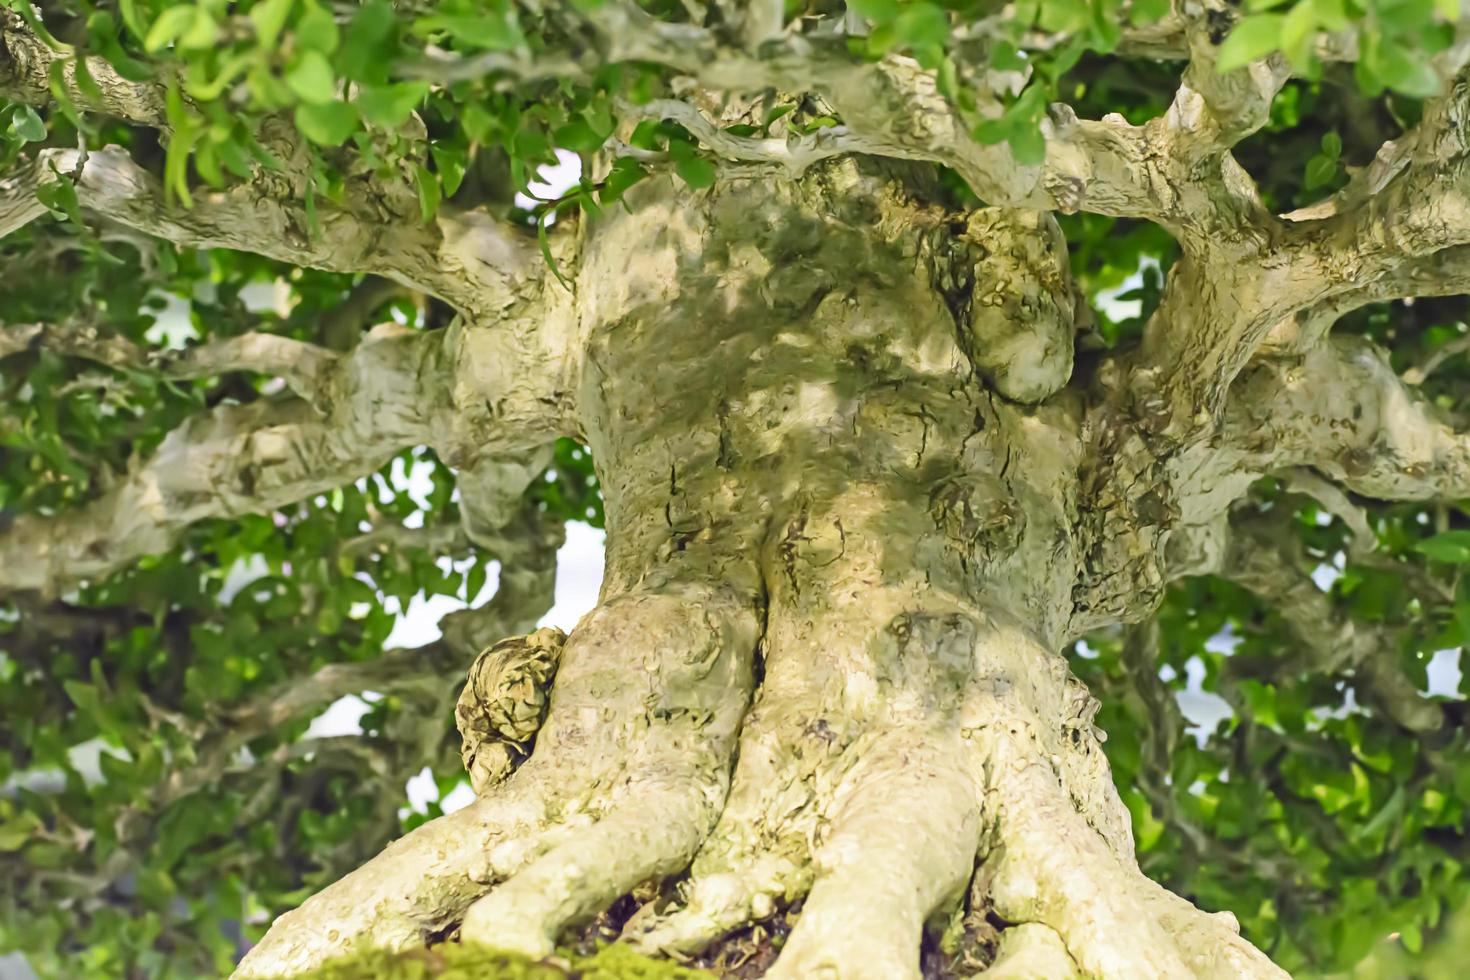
[
  {"left": 1, "top": 9, "right": 167, "bottom": 127},
  {"left": 0, "top": 146, "right": 543, "bottom": 318}
]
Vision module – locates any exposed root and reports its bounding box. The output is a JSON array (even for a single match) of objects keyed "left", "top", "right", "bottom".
[
  {"left": 763, "top": 733, "right": 981, "bottom": 980},
  {"left": 982, "top": 923, "right": 1078, "bottom": 980},
  {"left": 459, "top": 786, "right": 716, "bottom": 957},
  {"left": 231, "top": 790, "right": 553, "bottom": 978},
  {"left": 626, "top": 613, "right": 1286, "bottom": 980},
  {"left": 238, "top": 577, "right": 1286, "bottom": 980},
  {"left": 234, "top": 577, "right": 759, "bottom": 979},
  {"left": 981, "top": 733, "right": 1288, "bottom": 980}
]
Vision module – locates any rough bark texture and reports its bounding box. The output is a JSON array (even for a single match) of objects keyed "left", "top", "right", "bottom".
[{"left": 212, "top": 162, "right": 1291, "bottom": 980}]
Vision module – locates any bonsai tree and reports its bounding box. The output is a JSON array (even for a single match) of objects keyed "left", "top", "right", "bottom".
[{"left": 4, "top": 1, "right": 1470, "bottom": 977}]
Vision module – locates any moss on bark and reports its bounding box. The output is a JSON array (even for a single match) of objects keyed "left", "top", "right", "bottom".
[{"left": 272, "top": 942, "right": 714, "bottom": 980}]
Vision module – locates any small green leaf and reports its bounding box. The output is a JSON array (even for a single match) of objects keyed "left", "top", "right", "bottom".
[
  {"left": 295, "top": 0, "right": 340, "bottom": 53},
  {"left": 340, "top": 1, "right": 397, "bottom": 82},
  {"left": 250, "top": 0, "right": 296, "bottom": 48},
  {"left": 10, "top": 104, "right": 45, "bottom": 142},
  {"left": 286, "top": 50, "right": 336, "bottom": 105},
  {"left": 178, "top": 7, "right": 218, "bottom": 49},
  {"left": 423, "top": 12, "right": 522, "bottom": 50},
  {"left": 414, "top": 163, "right": 440, "bottom": 221},
  {"left": 673, "top": 153, "right": 716, "bottom": 189},
  {"left": 848, "top": 0, "right": 900, "bottom": 22},
  {"left": 1009, "top": 121, "right": 1046, "bottom": 166},
  {"left": 294, "top": 100, "right": 356, "bottom": 146},
  {"left": 430, "top": 142, "right": 467, "bottom": 196},
  {"left": 893, "top": 3, "right": 948, "bottom": 48},
  {"left": 143, "top": 6, "right": 196, "bottom": 51},
  {"left": 1281, "top": 0, "right": 1318, "bottom": 66},
  {"left": 1217, "top": 15, "right": 1285, "bottom": 73},
  {"left": 762, "top": 103, "right": 796, "bottom": 134},
  {"left": 1130, "top": 0, "right": 1171, "bottom": 26},
  {"left": 1304, "top": 153, "right": 1337, "bottom": 189},
  {"left": 1415, "top": 530, "right": 1470, "bottom": 563},
  {"left": 538, "top": 216, "right": 571, "bottom": 290},
  {"left": 598, "top": 156, "right": 646, "bottom": 205},
  {"left": 356, "top": 81, "right": 428, "bottom": 129}
]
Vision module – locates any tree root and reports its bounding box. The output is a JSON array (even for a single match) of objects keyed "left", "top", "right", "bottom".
[
  {"left": 234, "top": 578, "right": 759, "bottom": 978},
  {"left": 237, "top": 594, "right": 1286, "bottom": 980}
]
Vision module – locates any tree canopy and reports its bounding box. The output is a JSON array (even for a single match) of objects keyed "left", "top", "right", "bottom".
[{"left": 5, "top": 0, "right": 1470, "bottom": 977}]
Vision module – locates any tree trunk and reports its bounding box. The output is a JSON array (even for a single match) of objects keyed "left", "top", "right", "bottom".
[{"left": 233, "top": 162, "right": 1285, "bottom": 979}]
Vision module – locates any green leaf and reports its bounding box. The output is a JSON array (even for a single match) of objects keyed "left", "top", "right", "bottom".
[
  {"left": 1415, "top": 531, "right": 1470, "bottom": 562},
  {"left": 538, "top": 213, "right": 571, "bottom": 289},
  {"left": 414, "top": 163, "right": 440, "bottom": 221},
  {"left": 430, "top": 142, "right": 467, "bottom": 195},
  {"left": 673, "top": 152, "right": 716, "bottom": 189},
  {"left": 1304, "top": 153, "right": 1337, "bottom": 189},
  {"left": 285, "top": 50, "right": 337, "bottom": 105},
  {"left": 1217, "top": 14, "right": 1285, "bottom": 73},
  {"left": 1009, "top": 121, "right": 1047, "bottom": 166},
  {"left": 294, "top": 100, "right": 356, "bottom": 146},
  {"left": 0, "top": 815, "right": 39, "bottom": 851},
  {"left": 423, "top": 13, "right": 522, "bottom": 50},
  {"left": 117, "top": 0, "right": 145, "bottom": 39},
  {"left": 9, "top": 104, "right": 45, "bottom": 142},
  {"left": 1130, "top": 0, "right": 1171, "bottom": 25},
  {"left": 1373, "top": 40, "right": 1443, "bottom": 97},
  {"left": 1281, "top": 1, "right": 1318, "bottom": 66},
  {"left": 598, "top": 156, "right": 646, "bottom": 205},
  {"left": 143, "top": 6, "right": 196, "bottom": 52},
  {"left": 295, "top": 0, "right": 340, "bottom": 53},
  {"left": 848, "top": 0, "right": 900, "bottom": 22},
  {"left": 355, "top": 81, "right": 427, "bottom": 129},
  {"left": 340, "top": 1, "right": 397, "bottom": 82},
  {"left": 762, "top": 103, "right": 796, "bottom": 134},
  {"left": 178, "top": 7, "right": 219, "bottom": 50},
  {"left": 250, "top": 0, "right": 296, "bottom": 48},
  {"left": 893, "top": 3, "right": 949, "bottom": 48}
]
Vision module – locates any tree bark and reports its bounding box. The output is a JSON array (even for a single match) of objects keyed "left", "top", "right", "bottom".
[{"left": 232, "top": 161, "right": 1285, "bottom": 979}]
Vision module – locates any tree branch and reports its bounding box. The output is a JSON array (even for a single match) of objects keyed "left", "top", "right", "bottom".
[
  {"left": 2, "top": 320, "right": 339, "bottom": 401},
  {"left": 620, "top": 99, "right": 878, "bottom": 178},
  {"left": 0, "top": 10, "right": 168, "bottom": 127},
  {"left": 0, "top": 322, "right": 450, "bottom": 596},
  {"left": 1282, "top": 69, "right": 1470, "bottom": 306},
  {"left": 424, "top": 1, "right": 1184, "bottom": 222},
  {"left": 178, "top": 511, "right": 560, "bottom": 790},
  {"left": 1221, "top": 508, "right": 1444, "bottom": 732},
  {"left": 0, "top": 146, "right": 542, "bottom": 319},
  {"left": 1223, "top": 336, "right": 1470, "bottom": 502}
]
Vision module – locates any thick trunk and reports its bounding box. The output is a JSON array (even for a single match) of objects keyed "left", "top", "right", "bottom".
[{"left": 235, "top": 164, "right": 1284, "bottom": 979}]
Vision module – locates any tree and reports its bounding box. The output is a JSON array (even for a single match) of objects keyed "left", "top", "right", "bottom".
[{"left": 5, "top": 0, "right": 1470, "bottom": 976}]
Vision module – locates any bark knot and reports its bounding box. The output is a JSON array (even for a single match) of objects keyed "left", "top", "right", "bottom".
[{"left": 455, "top": 626, "right": 566, "bottom": 795}]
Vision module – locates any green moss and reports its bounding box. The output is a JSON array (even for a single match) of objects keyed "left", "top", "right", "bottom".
[{"left": 271, "top": 941, "right": 716, "bottom": 980}]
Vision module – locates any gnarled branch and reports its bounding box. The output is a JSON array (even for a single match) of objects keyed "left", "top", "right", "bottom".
[
  {"left": 0, "top": 322, "right": 449, "bottom": 596},
  {"left": 1221, "top": 507, "right": 1443, "bottom": 732},
  {"left": 0, "top": 146, "right": 542, "bottom": 319},
  {"left": 0, "top": 10, "right": 168, "bottom": 127},
  {"left": 2, "top": 321, "right": 339, "bottom": 401},
  {"left": 1224, "top": 336, "right": 1470, "bottom": 502}
]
